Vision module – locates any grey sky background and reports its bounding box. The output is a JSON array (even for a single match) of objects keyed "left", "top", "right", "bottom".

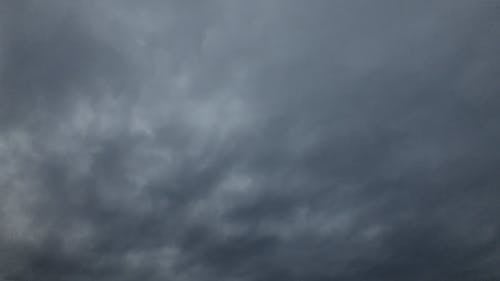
[{"left": 1, "top": 1, "right": 499, "bottom": 280}]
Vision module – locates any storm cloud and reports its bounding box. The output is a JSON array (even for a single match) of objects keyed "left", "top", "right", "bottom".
[{"left": 1, "top": 1, "right": 499, "bottom": 280}]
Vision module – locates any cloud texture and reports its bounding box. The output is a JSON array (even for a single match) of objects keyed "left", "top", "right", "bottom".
[{"left": 1, "top": 1, "right": 499, "bottom": 280}]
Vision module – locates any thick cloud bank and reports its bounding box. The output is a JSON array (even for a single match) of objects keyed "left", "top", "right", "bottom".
[{"left": 1, "top": 1, "right": 499, "bottom": 280}]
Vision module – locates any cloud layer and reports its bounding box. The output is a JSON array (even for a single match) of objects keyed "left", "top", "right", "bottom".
[{"left": 1, "top": 1, "right": 499, "bottom": 280}]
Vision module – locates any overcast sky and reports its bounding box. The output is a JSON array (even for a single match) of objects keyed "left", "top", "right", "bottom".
[{"left": 1, "top": 1, "right": 499, "bottom": 280}]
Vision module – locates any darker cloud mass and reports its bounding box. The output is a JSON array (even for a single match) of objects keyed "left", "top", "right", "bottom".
[{"left": 1, "top": 1, "right": 499, "bottom": 281}]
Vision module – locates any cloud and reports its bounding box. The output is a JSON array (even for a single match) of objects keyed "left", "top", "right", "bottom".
[{"left": 1, "top": 1, "right": 499, "bottom": 281}]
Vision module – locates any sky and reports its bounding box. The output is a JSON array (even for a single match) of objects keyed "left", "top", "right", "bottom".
[{"left": 0, "top": 1, "right": 499, "bottom": 280}]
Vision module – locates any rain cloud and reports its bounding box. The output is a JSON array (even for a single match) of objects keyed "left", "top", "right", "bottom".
[{"left": 1, "top": 1, "right": 499, "bottom": 280}]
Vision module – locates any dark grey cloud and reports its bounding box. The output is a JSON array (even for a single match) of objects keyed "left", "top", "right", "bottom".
[
  {"left": 1, "top": 1, "right": 499, "bottom": 281},
  {"left": 0, "top": 0, "right": 138, "bottom": 132}
]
